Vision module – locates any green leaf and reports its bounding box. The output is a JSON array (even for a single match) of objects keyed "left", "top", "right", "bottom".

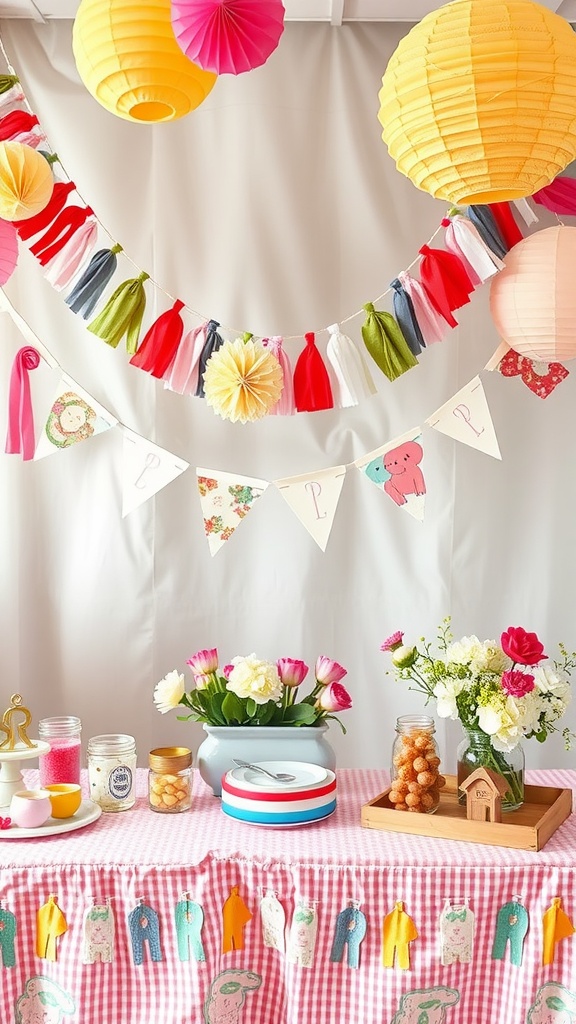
[
  {"left": 417, "top": 1012, "right": 429, "bottom": 1024},
  {"left": 546, "top": 997, "right": 568, "bottom": 1011},
  {"left": 253, "top": 701, "right": 277, "bottom": 726},
  {"left": 418, "top": 1001, "right": 441, "bottom": 1010},
  {"left": 221, "top": 692, "right": 247, "bottom": 725},
  {"left": 246, "top": 698, "right": 258, "bottom": 718},
  {"left": 207, "top": 691, "right": 227, "bottom": 725},
  {"left": 282, "top": 703, "right": 317, "bottom": 724}
]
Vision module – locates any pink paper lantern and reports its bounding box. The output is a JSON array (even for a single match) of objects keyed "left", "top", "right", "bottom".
[
  {"left": 490, "top": 226, "right": 576, "bottom": 362},
  {"left": 171, "top": 0, "right": 285, "bottom": 75},
  {"left": 0, "top": 218, "right": 18, "bottom": 285}
]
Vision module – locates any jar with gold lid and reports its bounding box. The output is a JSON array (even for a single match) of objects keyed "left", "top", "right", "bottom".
[{"left": 148, "top": 747, "right": 193, "bottom": 813}]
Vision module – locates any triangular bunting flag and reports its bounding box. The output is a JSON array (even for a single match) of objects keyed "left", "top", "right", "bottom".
[
  {"left": 274, "top": 466, "right": 346, "bottom": 551},
  {"left": 34, "top": 374, "right": 117, "bottom": 460},
  {"left": 196, "top": 468, "right": 268, "bottom": 557},
  {"left": 425, "top": 376, "right": 501, "bottom": 459},
  {"left": 355, "top": 427, "right": 426, "bottom": 522},
  {"left": 121, "top": 428, "right": 189, "bottom": 516}
]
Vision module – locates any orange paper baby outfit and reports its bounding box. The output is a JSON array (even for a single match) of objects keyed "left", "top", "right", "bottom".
[
  {"left": 382, "top": 900, "right": 418, "bottom": 969},
  {"left": 222, "top": 886, "right": 252, "bottom": 953},
  {"left": 37, "top": 895, "right": 68, "bottom": 960},
  {"left": 542, "top": 897, "right": 575, "bottom": 965}
]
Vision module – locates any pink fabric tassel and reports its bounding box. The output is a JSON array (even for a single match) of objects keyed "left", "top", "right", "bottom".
[
  {"left": 43, "top": 218, "right": 98, "bottom": 291},
  {"left": 12, "top": 127, "right": 46, "bottom": 149},
  {"left": 398, "top": 271, "right": 447, "bottom": 346},
  {"left": 0, "top": 86, "right": 25, "bottom": 111},
  {"left": 532, "top": 176, "right": 576, "bottom": 216},
  {"left": 261, "top": 336, "right": 294, "bottom": 414},
  {"left": 163, "top": 322, "right": 208, "bottom": 395},
  {"left": 5, "top": 345, "right": 41, "bottom": 461}
]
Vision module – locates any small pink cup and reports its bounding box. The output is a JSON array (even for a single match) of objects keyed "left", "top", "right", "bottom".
[{"left": 10, "top": 790, "right": 52, "bottom": 829}]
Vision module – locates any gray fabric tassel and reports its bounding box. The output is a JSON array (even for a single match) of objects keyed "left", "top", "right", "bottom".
[
  {"left": 390, "top": 278, "right": 425, "bottom": 356},
  {"left": 196, "top": 319, "right": 224, "bottom": 398},
  {"left": 467, "top": 207, "right": 508, "bottom": 258},
  {"left": 65, "top": 243, "right": 123, "bottom": 319}
]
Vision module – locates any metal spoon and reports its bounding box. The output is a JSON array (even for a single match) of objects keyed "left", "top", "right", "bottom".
[{"left": 232, "top": 759, "right": 296, "bottom": 782}]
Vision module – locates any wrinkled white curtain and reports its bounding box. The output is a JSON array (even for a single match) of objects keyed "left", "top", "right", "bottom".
[{"left": 0, "top": 19, "right": 574, "bottom": 772}]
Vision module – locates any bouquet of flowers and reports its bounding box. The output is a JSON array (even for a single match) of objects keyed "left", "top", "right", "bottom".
[{"left": 154, "top": 649, "right": 352, "bottom": 731}]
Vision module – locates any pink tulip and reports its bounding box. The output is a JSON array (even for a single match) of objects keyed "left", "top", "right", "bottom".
[
  {"left": 277, "top": 657, "right": 309, "bottom": 688},
  {"left": 317, "top": 681, "right": 353, "bottom": 713},
  {"left": 186, "top": 647, "right": 218, "bottom": 674},
  {"left": 314, "top": 656, "right": 347, "bottom": 686},
  {"left": 222, "top": 664, "right": 234, "bottom": 680}
]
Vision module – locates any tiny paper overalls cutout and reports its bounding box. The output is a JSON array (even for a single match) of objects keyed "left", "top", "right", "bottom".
[
  {"left": 260, "top": 891, "right": 285, "bottom": 953},
  {"left": 0, "top": 904, "right": 17, "bottom": 967},
  {"left": 382, "top": 900, "right": 418, "bottom": 970},
  {"left": 203, "top": 969, "right": 262, "bottom": 1024},
  {"left": 175, "top": 896, "right": 205, "bottom": 962},
  {"left": 287, "top": 901, "right": 318, "bottom": 968},
  {"left": 330, "top": 900, "right": 367, "bottom": 969},
  {"left": 83, "top": 900, "right": 115, "bottom": 964},
  {"left": 128, "top": 900, "right": 163, "bottom": 964},
  {"left": 439, "top": 900, "right": 475, "bottom": 965},
  {"left": 36, "top": 895, "right": 68, "bottom": 961},
  {"left": 491, "top": 897, "right": 529, "bottom": 967},
  {"left": 222, "top": 887, "right": 252, "bottom": 954},
  {"left": 542, "top": 897, "right": 575, "bottom": 966}
]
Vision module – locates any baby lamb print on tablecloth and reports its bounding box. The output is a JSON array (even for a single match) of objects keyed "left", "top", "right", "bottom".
[
  {"left": 203, "top": 969, "right": 261, "bottom": 1024},
  {"left": 389, "top": 986, "right": 460, "bottom": 1024},
  {"left": 355, "top": 428, "right": 426, "bottom": 522},
  {"left": 526, "top": 982, "right": 576, "bottom": 1024},
  {"left": 15, "top": 976, "right": 75, "bottom": 1024}
]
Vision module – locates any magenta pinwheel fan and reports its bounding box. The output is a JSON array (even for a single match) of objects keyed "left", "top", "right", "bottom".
[{"left": 171, "top": 0, "right": 285, "bottom": 75}]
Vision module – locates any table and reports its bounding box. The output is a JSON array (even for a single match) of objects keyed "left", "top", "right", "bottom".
[{"left": 1, "top": 768, "right": 575, "bottom": 1024}]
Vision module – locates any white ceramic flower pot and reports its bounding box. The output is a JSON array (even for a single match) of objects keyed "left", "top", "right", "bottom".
[{"left": 197, "top": 723, "right": 336, "bottom": 796}]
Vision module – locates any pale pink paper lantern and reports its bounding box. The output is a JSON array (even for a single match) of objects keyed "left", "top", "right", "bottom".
[
  {"left": 171, "top": 0, "right": 285, "bottom": 75},
  {"left": 490, "top": 226, "right": 576, "bottom": 362},
  {"left": 0, "top": 218, "right": 18, "bottom": 285}
]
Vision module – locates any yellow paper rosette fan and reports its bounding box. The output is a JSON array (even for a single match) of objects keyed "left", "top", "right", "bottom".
[
  {"left": 378, "top": 0, "right": 576, "bottom": 205},
  {"left": 0, "top": 141, "right": 53, "bottom": 221},
  {"left": 203, "top": 338, "right": 284, "bottom": 423}
]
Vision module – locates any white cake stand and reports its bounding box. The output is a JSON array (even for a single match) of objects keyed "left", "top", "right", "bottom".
[{"left": 0, "top": 742, "right": 50, "bottom": 808}]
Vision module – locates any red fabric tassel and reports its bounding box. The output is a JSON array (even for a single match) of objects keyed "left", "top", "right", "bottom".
[
  {"left": 0, "top": 109, "right": 38, "bottom": 141},
  {"left": 532, "top": 176, "right": 576, "bottom": 217},
  {"left": 30, "top": 206, "right": 94, "bottom": 266},
  {"left": 489, "top": 203, "right": 523, "bottom": 249},
  {"left": 129, "top": 300, "right": 186, "bottom": 378},
  {"left": 15, "top": 181, "right": 76, "bottom": 241},
  {"left": 418, "top": 245, "right": 475, "bottom": 326},
  {"left": 293, "top": 332, "right": 334, "bottom": 412}
]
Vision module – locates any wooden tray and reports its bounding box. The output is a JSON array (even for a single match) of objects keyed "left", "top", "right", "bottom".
[{"left": 360, "top": 775, "right": 572, "bottom": 851}]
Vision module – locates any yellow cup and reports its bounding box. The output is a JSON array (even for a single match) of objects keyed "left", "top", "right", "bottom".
[{"left": 44, "top": 784, "right": 82, "bottom": 819}]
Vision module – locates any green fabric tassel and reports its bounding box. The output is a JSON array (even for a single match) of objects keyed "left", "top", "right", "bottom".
[
  {"left": 0, "top": 75, "right": 19, "bottom": 95},
  {"left": 361, "top": 302, "right": 418, "bottom": 381},
  {"left": 88, "top": 271, "right": 149, "bottom": 354}
]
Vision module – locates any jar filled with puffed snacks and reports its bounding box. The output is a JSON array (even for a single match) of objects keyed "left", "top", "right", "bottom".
[
  {"left": 389, "top": 716, "right": 445, "bottom": 813},
  {"left": 148, "top": 747, "right": 193, "bottom": 813}
]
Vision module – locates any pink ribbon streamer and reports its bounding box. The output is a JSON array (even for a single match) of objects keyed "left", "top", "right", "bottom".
[{"left": 5, "top": 346, "right": 41, "bottom": 460}]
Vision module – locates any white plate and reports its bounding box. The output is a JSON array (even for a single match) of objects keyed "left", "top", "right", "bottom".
[
  {"left": 0, "top": 799, "right": 102, "bottom": 839},
  {"left": 227, "top": 761, "right": 329, "bottom": 792},
  {"left": 222, "top": 807, "right": 336, "bottom": 829}
]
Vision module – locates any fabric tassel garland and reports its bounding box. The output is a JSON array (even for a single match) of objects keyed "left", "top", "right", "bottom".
[
  {"left": 88, "top": 271, "right": 149, "bottom": 353},
  {"left": 163, "top": 322, "right": 207, "bottom": 395},
  {"left": 0, "top": 75, "right": 20, "bottom": 95},
  {"left": 293, "top": 332, "right": 334, "bottom": 411},
  {"left": 532, "top": 176, "right": 576, "bottom": 216},
  {"left": 11, "top": 128, "right": 45, "bottom": 149},
  {"left": 261, "top": 336, "right": 295, "bottom": 414},
  {"left": 65, "top": 243, "right": 123, "bottom": 318},
  {"left": 390, "top": 279, "right": 425, "bottom": 355},
  {"left": 325, "top": 323, "right": 376, "bottom": 407},
  {"left": 5, "top": 345, "right": 41, "bottom": 460},
  {"left": 44, "top": 217, "right": 98, "bottom": 291},
  {"left": 195, "top": 319, "right": 224, "bottom": 398},
  {"left": 488, "top": 202, "right": 523, "bottom": 249},
  {"left": 0, "top": 84, "right": 24, "bottom": 111},
  {"left": 397, "top": 272, "right": 447, "bottom": 346},
  {"left": 30, "top": 205, "right": 95, "bottom": 266},
  {"left": 130, "top": 299, "right": 186, "bottom": 378},
  {"left": 361, "top": 302, "right": 418, "bottom": 382},
  {"left": 467, "top": 206, "right": 508, "bottom": 258},
  {"left": 443, "top": 215, "right": 504, "bottom": 283},
  {"left": 0, "top": 109, "right": 39, "bottom": 142},
  {"left": 15, "top": 181, "right": 76, "bottom": 241},
  {"left": 418, "top": 245, "right": 475, "bottom": 326}
]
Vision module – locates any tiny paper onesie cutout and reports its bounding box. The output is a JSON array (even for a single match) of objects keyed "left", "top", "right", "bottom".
[
  {"left": 128, "top": 900, "right": 163, "bottom": 964},
  {"left": 15, "top": 976, "right": 75, "bottom": 1023},
  {"left": 330, "top": 900, "right": 367, "bottom": 969},
  {"left": 222, "top": 887, "right": 252, "bottom": 954},
  {"left": 83, "top": 900, "right": 115, "bottom": 964},
  {"left": 542, "top": 897, "right": 575, "bottom": 966},
  {"left": 382, "top": 900, "right": 418, "bottom": 970},
  {"left": 491, "top": 896, "right": 529, "bottom": 967},
  {"left": 356, "top": 428, "right": 426, "bottom": 522},
  {"left": 389, "top": 985, "right": 460, "bottom": 1024},
  {"left": 287, "top": 900, "right": 318, "bottom": 968},
  {"left": 526, "top": 981, "right": 576, "bottom": 1023},
  {"left": 175, "top": 894, "right": 205, "bottom": 962},
  {"left": 0, "top": 903, "right": 17, "bottom": 967},
  {"left": 439, "top": 900, "right": 474, "bottom": 965},
  {"left": 36, "top": 895, "right": 68, "bottom": 961},
  {"left": 203, "top": 969, "right": 262, "bottom": 1024},
  {"left": 260, "top": 890, "right": 285, "bottom": 953}
]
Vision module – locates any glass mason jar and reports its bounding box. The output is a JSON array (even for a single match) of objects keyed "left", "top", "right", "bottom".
[
  {"left": 457, "top": 728, "right": 524, "bottom": 812},
  {"left": 390, "top": 715, "right": 443, "bottom": 813},
  {"left": 87, "top": 734, "right": 137, "bottom": 811},
  {"left": 148, "top": 747, "right": 193, "bottom": 813},
  {"left": 38, "top": 716, "right": 82, "bottom": 786}
]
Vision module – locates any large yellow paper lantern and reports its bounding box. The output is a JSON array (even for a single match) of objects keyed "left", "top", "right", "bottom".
[
  {"left": 490, "top": 226, "right": 576, "bottom": 361},
  {"left": 379, "top": 0, "right": 576, "bottom": 205},
  {"left": 0, "top": 141, "right": 53, "bottom": 221},
  {"left": 72, "top": 0, "right": 217, "bottom": 123}
]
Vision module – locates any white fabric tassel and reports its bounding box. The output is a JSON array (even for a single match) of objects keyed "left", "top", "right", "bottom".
[
  {"left": 325, "top": 322, "right": 376, "bottom": 407},
  {"left": 445, "top": 216, "right": 504, "bottom": 284},
  {"left": 0, "top": 86, "right": 25, "bottom": 111},
  {"left": 44, "top": 218, "right": 99, "bottom": 291},
  {"left": 398, "top": 271, "right": 447, "bottom": 346},
  {"left": 512, "top": 197, "right": 539, "bottom": 227}
]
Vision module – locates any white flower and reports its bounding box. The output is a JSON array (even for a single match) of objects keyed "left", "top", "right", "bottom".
[
  {"left": 477, "top": 704, "right": 503, "bottom": 736},
  {"left": 470, "top": 643, "right": 510, "bottom": 675},
  {"left": 226, "top": 654, "right": 283, "bottom": 706},
  {"left": 446, "top": 636, "right": 482, "bottom": 665},
  {"left": 433, "top": 678, "right": 465, "bottom": 719},
  {"left": 533, "top": 665, "right": 571, "bottom": 702},
  {"left": 153, "top": 670, "right": 185, "bottom": 714},
  {"left": 489, "top": 697, "right": 523, "bottom": 752}
]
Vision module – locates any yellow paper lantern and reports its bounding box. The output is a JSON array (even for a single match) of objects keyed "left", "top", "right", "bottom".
[
  {"left": 0, "top": 141, "right": 53, "bottom": 221},
  {"left": 72, "top": 0, "right": 217, "bottom": 123},
  {"left": 378, "top": 0, "right": 576, "bottom": 205},
  {"left": 490, "top": 226, "right": 576, "bottom": 361}
]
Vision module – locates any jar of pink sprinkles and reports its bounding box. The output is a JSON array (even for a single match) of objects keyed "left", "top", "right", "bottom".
[{"left": 38, "top": 716, "right": 82, "bottom": 786}]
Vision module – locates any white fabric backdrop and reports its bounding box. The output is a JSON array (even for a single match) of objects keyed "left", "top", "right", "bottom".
[{"left": 0, "top": 19, "right": 574, "bottom": 773}]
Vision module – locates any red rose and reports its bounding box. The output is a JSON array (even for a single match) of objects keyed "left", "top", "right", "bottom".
[{"left": 500, "top": 626, "right": 546, "bottom": 666}]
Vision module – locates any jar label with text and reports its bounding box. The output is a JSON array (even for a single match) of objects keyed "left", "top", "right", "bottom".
[{"left": 108, "top": 765, "right": 133, "bottom": 800}]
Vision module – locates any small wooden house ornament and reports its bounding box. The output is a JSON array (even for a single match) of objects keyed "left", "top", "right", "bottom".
[{"left": 459, "top": 767, "right": 509, "bottom": 823}]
